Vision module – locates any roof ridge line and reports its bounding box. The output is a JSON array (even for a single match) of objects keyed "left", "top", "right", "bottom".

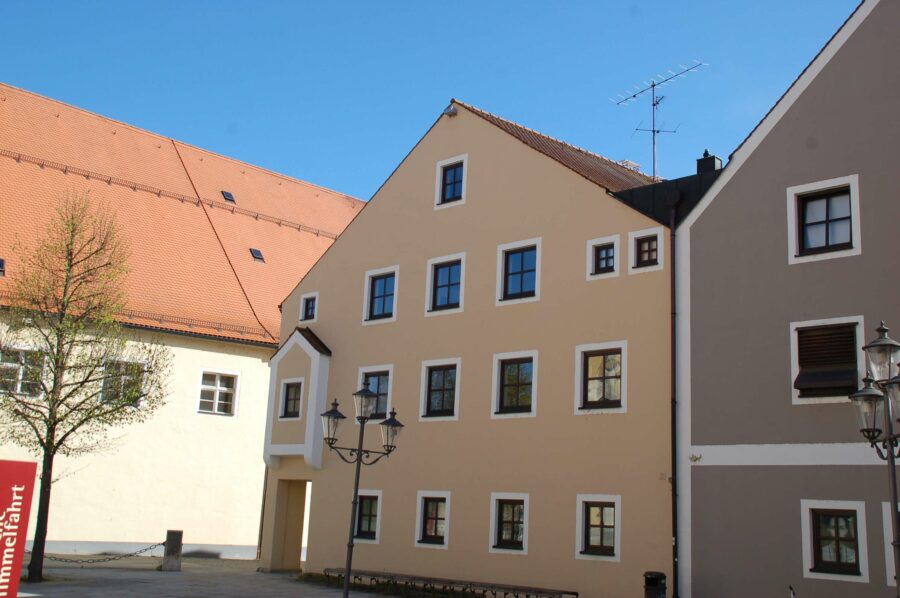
[
  {"left": 0, "top": 146, "right": 341, "bottom": 240},
  {"left": 451, "top": 98, "right": 655, "bottom": 182},
  {"left": 0, "top": 82, "right": 363, "bottom": 205}
]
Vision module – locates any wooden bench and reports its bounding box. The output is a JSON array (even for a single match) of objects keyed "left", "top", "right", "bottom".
[{"left": 322, "top": 567, "right": 579, "bottom": 598}]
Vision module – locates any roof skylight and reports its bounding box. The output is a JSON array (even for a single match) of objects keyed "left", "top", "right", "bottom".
[
  {"left": 250, "top": 248, "right": 265, "bottom": 262},
  {"left": 222, "top": 190, "right": 235, "bottom": 203}
]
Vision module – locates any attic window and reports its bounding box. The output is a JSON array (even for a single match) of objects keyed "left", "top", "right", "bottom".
[
  {"left": 222, "top": 190, "right": 236, "bottom": 203},
  {"left": 0, "top": 258, "right": 5, "bottom": 277},
  {"left": 250, "top": 248, "right": 265, "bottom": 262}
]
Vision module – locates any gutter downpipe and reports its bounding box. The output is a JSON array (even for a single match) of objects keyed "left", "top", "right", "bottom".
[{"left": 670, "top": 195, "right": 683, "bottom": 598}]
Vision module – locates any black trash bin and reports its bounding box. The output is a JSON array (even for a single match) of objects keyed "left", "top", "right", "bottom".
[{"left": 643, "top": 571, "right": 666, "bottom": 598}]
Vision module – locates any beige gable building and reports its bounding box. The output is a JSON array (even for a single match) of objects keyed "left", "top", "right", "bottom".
[{"left": 260, "top": 100, "right": 674, "bottom": 596}]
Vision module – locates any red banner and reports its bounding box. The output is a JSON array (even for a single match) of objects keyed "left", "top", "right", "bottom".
[{"left": 0, "top": 460, "right": 36, "bottom": 598}]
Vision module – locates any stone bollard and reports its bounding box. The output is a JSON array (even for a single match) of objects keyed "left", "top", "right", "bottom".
[{"left": 161, "top": 530, "right": 183, "bottom": 572}]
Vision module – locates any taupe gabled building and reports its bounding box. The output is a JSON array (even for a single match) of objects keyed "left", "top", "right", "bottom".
[
  {"left": 677, "top": 0, "right": 900, "bottom": 595},
  {"left": 259, "top": 100, "right": 677, "bottom": 597}
]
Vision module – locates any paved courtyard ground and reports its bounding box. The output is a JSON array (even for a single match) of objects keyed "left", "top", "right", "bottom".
[{"left": 18, "top": 556, "right": 348, "bottom": 597}]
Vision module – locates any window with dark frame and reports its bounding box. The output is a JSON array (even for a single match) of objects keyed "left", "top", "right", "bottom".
[
  {"left": 799, "top": 187, "right": 852, "bottom": 256},
  {"left": 0, "top": 258, "right": 5, "bottom": 277},
  {"left": 592, "top": 243, "right": 615, "bottom": 275},
  {"left": 635, "top": 235, "right": 658, "bottom": 268},
  {"left": 494, "top": 499, "right": 525, "bottom": 550},
  {"left": 250, "top": 248, "right": 265, "bottom": 262},
  {"left": 498, "top": 358, "right": 533, "bottom": 414},
  {"left": 368, "top": 273, "right": 395, "bottom": 320},
  {"left": 301, "top": 297, "right": 316, "bottom": 321},
  {"left": 581, "top": 349, "right": 622, "bottom": 409},
  {"left": 811, "top": 509, "right": 860, "bottom": 575},
  {"left": 420, "top": 497, "right": 447, "bottom": 544},
  {"left": 355, "top": 495, "right": 378, "bottom": 540},
  {"left": 440, "top": 162, "right": 464, "bottom": 204},
  {"left": 221, "top": 190, "right": 236, "bottom": 203},
  {"left": 502, "top": 246, "right": 537, "bottom": 301},
  {"left": 282, "top": 382, "right": 302, "bottom": 418},
  {"left": 363, "top": 371, "right": 390, "bottom": 419},
  {"left": 425, "top": 365, "right": 456, "bottom": 417},
  {"left": 431, "top": 261, "right": 461, "bottom": 311},
  {"left": 101, "top": 361, "right": 144, "bottom": 406},
  {"left": 794, "top": 324, "right": 857, "bottom": 398},
  {"left": 582, "top": 502, "right": 616, "bottom": 556}
]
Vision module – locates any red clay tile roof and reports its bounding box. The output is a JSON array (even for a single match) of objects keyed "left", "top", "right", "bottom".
[
  {"left": 452, "top": 99, "right": 655, "bottom": 192},
  {"left": 0, "top": 82, "right": 364, "bottom": 345}
]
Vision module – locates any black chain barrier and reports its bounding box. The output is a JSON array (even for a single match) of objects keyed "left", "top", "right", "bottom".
[{"left": 25, "top": 541, "right": 166, "bottom": 564}]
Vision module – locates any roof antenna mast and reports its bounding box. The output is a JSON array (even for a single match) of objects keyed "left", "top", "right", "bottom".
[{"left": 610, "top": 60, "right": 707, "bottom": 178}]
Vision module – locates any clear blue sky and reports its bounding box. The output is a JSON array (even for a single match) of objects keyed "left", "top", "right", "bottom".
[{"left": 2, "top": 0, "right": 859, "bottom": 199}]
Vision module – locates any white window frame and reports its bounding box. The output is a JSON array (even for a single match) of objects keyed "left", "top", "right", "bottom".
[
  {"left": 354, "top": 489, "right": 383, "bottom": 544},
  {"left": 278, "top": 376, "right": 305, "bottom": 421},
  {"left": 574, "top": 341, "right": 628, "bottom": 415},
  {"left": 489, "top": 492, "right": 529, "bottom": 555},
  {"left": 0, "top": 346, "right": 45, "bottom": 398},
  {"left": 627, "top": 226, "right": 664, "bottom": 275},
  {"left": 800, "top": 499, "right": 868, "bottom": 583},
  {"left": 362, "top": 265, "right": 399, "bottom": 326},
  {"left": 491, "top": 350, "right": 538, "bottom": 420},
  {"left": 196, "top": 369, "right": 240, "bottom": 417},
  {"left": 101, "top": 358, "right": 146, "bottom": 407},
  {"left": 358, "top": 364, "right": 393, "bottom": 422},
  {"left": 419, "top": 358, "right": 461, "bottom": 422},
  {"left": 434, "top": 154, "right": 468, "bottom": 210},
  {"left": 299, "top": 291, "right": 319, "bottom": 324},
  {"left": 789, "top": 315, "right": 864, "bottom": 405},
  {"left": 496, "top": 238, "right": 542, "bottom": 307},
  {"left": 575, "top": 493, "right": 622, "bottom": 562},
  {"left": 882, "top": 502, "right": 899, "bottom": 586},
  {"left": 786, "top": 174, "right": 861, "bottom": 265},
  {"left": 424, "top": 252, "right": 466, "bottom": 317},
  {"left": 415, "top": 490, "right": 451, "bottom": 550},
  {"left": 586, "top": 234, "right": 621, "bottom": 281}
]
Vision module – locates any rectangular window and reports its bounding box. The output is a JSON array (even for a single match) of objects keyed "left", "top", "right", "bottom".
[
  {"left": 420, "top": 497, "right": 447, "bottom": 545},
  {"left": 302, "top": 296, "right": 316, "bottom": 321},
  {"left": 635, "top": 235, "right": 658, "bottom": 268},
  {"left": 356, "top": 495, "right": 379, "bottom": 540},
  {"left": 799, "top": 188, "right": 852, "bottom": 256},
  {"left": 0, "top": 258, "right": 5, "bottom": 277},
  {"left": 282, "top": 382, "right": 302, "bottom": 418},
  {"left": 494, "top": 499, "right": 525, "bottom": 550},
  {"left": 592, "top": 243, "right": 615, "bottom": 275},
  {"left": 498, "top": 358, "right": 533, "bottom": 414},
  {"left": 101, "top": 361, "right": 144, "bottom": 406},
  {"left": 581, "top": 350, "right": 622, "bottom": 409},
  {"left": 425, "top": 365, "right": 456, "bottom": 417},
  {"left": 582, "top": 502, "right": 616, "bottom": 556},
  {"left": 503, "top": 246, "right": 537, "bottom": 300},
  {"left": 811, "top": 509, "right": 860, "bottom": 575},
  {"left": 364, "top": 371, "right": 390, "bottom": 419},
  {"left": 0, "top": 349, "right": 43, "bottom": 397},
  {"left": 431, "top": 261, "right": 461, "bottom": 311},
  {"left": 440, "top": 163, "right": 464, "bottom": 204},
  {"left": 198, "top": 372, "right": 236, "bottom": 416},
  {"left": 794, "top": 324, "right": 858, "bottom": 398},
  {"left": 368, "top": 273, "right": 395, "bottom": 320}
]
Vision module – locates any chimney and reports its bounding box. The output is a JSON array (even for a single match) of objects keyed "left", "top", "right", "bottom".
[{"left": 696, "top": 149, "right": 722, "bottom": 174}]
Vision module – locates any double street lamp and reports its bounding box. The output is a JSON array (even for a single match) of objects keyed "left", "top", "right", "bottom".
[
  {"left": 849, "top": 322, "right": 900, "bottom": 595},
  {"left": 321, "top": 387, "right": 404, "bottom": 598}
]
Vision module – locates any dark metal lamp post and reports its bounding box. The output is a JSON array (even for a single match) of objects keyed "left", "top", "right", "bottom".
[
  {"left": 320, "top": 387, "right": 404, "bottom": 598},
  {"left": 849, "top": 322, "right": 900, "bottom": 595}
]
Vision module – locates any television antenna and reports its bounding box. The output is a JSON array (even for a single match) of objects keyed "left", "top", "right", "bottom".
[{"left": 611, "top": 60, "right": 707, "bottom": 178}]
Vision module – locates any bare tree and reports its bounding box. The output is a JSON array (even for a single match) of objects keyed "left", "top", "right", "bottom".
[{"left": 0, "top": 193, "right": 171, "bottom": 582}]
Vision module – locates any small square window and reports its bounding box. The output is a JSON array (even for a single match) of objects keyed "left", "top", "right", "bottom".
[
  {"left": 356, "top": 495, "right": 379, "bottom": 540},
  {"left": 221, "top": 190, "right": 236, "bottom": 203},
  {"left": 635, "top": 235, "right": 658, "bottom": 268},
  {"left": 592, "top": 243, "right": 615, "bottom": 275},
  {"left": 440, "top": 163, "right": 464, "bottom": 204},
  {"left": 420, "top": 497, "right": 447, "bottom": 545},
  {"left": 363, "top": 371, "right": 390, "bottom": 419},
  {"left": 498, "top": 358, "right": 533, "bottom": 414},
  {"left": 198, "top": 372, "right": 237, "bottom": 416},
  {"left": 503, "top": 246, "right": 537, "bottom": 301},
  {"left": 581, "top": 350, "right": 622, "bottom": 409},
  {"left": 250, "top": 248, "right": 265, "bottom": 262},
  {"left": 431, "top": 261, "right": 461, "bottom": 311},
  {"left": 794, "top": 323, "right": 858, "bottom": 399},
  {"left": 581, "top": 502, "right": 616, "bottom": 556},
  {"left": 798, "top": 188, "right": 852, "bottom": 256},
  {"left": 101, "top": 361, "right": 144, "bottom": 406},
  {"left": 282, "top": 382, "right": 302, "bottom": 418},
  {"left": 301, "top": 297, "right": 316, "bottom": 322},
  {"left": 368, "top": 274, "right": 395, "bottom": 320},
  {"left": 811, "top": 509, "right": 861, "bottom": 576},
  {"left": 425, "top": 365, "right": 456, "bottom": 417},
  {"left": 494, "top": 499, "right": 525, "bottom": 550}
]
